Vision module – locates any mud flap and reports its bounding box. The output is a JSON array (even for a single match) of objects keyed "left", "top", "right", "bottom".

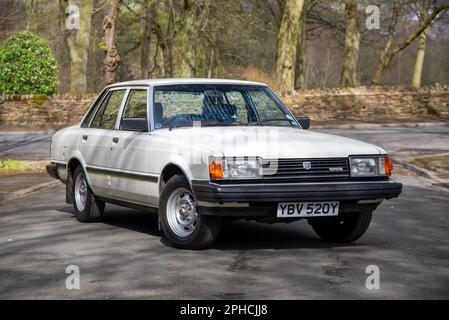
[{"left": 66, "top": 172, "right": 74, "bottom": 204}]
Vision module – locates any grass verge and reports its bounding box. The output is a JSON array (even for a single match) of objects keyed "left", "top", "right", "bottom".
[{"left": 0, "top": 159, "right": 47, "bottom": 175}]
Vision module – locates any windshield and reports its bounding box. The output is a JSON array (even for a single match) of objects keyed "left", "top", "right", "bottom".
[{"left": 153, "top": 84, "right": 299, "bottom": 129}]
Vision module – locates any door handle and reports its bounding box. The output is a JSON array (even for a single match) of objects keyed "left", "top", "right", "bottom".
[
  {"left": 82, "top": 135, "right": 88, "bottom": 141},
  {"left": 112, "top": 137, "right": 119, "bottom": 143}
]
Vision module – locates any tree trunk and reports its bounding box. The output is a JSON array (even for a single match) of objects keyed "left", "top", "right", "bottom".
[
  {"left": 412, "top": 27, "right": 427, "bottom": 88},
  {"left": 26, "top": 0, "right": 37, "bottom": 31},
  {"left": 152, "top": 2, "right": 174, "bottom": 78},
  {"left": 103, "top": 0, "right": 123, "bottom": 85},
  {"left": 340, "top": 0, "right": 360, "bottom": 87},
  {"left": 140, "top": 0, "right": 153, "bottom": 79},
  {"left": 275, "top": 0, "right": 305, "bottom": 95},
  {"left": 63, "top": 0, "right": 94, "bottom": 93},
  {"left": 295, "top": 6, "right": 306, "bottom": 90},
  {"left": 176, "top": 3, "right": 196, "bottom": 78}
]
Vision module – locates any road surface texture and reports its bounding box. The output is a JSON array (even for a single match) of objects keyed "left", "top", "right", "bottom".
[
  {"left": 0, "top": 133, "right": 51, "bottom": 160},
  {"left": 0, "top": 174, "right": 448, "bottom": 299}
]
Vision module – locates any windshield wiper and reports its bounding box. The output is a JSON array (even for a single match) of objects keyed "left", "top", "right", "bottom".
[
  {"left": 261, "top": 118, "right": 298, "bottom": 127},
  {"left": 168, "top": 122, "right": 193, "bottom": 131},
  {"left": 261, "top": 118, "right": 290, "bottom": 123}
]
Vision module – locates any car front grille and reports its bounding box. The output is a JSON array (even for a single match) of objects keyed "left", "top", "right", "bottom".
[{"left": 262, "top": 158, "right": 350, "bottom": 182}]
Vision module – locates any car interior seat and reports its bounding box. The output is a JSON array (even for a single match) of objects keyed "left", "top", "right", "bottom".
[
  {"left": 202, "top": 94, "right": 237, "bottom": 122},
  {"left": 154, "top": 102, "right": 164, "bottom": 128}
]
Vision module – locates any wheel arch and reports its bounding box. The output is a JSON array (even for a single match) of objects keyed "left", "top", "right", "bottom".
[
  {"left": 159, "top": 163, "right": 191, "bottom": 195},
  {"left": 66, "top": 154, "right": 93, "bottom": 189},
  {"left": 65, "top": 154, "right": 96, "bottom": 204}
]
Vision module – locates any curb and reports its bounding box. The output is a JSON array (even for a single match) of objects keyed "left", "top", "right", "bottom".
[
  {"left": 393, "top": 158, "right": 437, "bottom": 181},
  {"left": 393, "top": 158, "right": 449, "bottom": 193},
  {"left": 0, "top": 180, "right": 61, "bottom": 204}
]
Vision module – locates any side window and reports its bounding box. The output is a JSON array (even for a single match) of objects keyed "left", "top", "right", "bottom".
[
  {"left": 120, "top": 89, "right": 148, "bottom": 131},
  {"left": 90, "top": 90, "right": 125, "bottom": 129},
  {"left": 82, "top": 90, "right": 107, "bottom": 128},
  {"left": 123, "top": 90, "right": 147, "bottom": 119}
]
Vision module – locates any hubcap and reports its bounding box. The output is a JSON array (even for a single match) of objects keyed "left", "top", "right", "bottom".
[
  {"left": 74, "top": 173, "right": 88, "bottom": 212},
  {"left": 166, "top": 188, "right": 199, "bottom": 238}
]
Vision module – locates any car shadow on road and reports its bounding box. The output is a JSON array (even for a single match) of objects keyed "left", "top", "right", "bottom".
[
  {"left": 58, "top": 204, "right": 361, "bottom": 250},
  {"left": 212, "top": 220, "right": 360, "bottom": 250},
  {"left": 59, "top": 204, "right": 162, "bottom": 237},
  {"left": 103, "top": 211, "right": 162, "bottom": 237}
]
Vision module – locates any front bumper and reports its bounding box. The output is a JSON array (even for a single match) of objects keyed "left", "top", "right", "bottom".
[{"left": 192, "top": 180, "right": 402, "bottom": 203}]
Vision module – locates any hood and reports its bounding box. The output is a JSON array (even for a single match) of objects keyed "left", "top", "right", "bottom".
[{"left": 154, "top": 126, "right": 384, "bottom": 159}]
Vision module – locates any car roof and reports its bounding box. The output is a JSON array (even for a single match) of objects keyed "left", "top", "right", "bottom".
[{"left": 105, "top": 78, "right": 267, "bottom": 88}]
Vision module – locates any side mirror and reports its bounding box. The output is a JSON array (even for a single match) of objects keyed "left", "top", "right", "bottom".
[
  {"left": 121, "top": 118, "right": 148, "bottom": 132},
  {"left": 297, "top": 116, "right": 310, "bottom": 130}
]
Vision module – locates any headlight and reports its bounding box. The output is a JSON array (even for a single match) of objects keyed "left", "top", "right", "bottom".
[
  {"left": 209, "top": 157, "right": 262, "bottom": 180},
  {"left": 349, "top": 156, "right": 393, "bottom": 177}
]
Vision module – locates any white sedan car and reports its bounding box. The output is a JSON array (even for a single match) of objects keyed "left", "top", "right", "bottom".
[{"left": 47, "top": 79, "right": 402, "bottom": 249}]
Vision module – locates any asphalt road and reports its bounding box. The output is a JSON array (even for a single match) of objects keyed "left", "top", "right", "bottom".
[
  {"left": 1, "top": 125, "right": 449, "bottom": 160},
  {"left": 0, "top": 133, "right": 51, "bottom": 160},
  {"left": 317, "top": 126, "right": 449, "bottom": 158},
  {"left": 0, "top": 174, "right": 448, "bottom": 299}
]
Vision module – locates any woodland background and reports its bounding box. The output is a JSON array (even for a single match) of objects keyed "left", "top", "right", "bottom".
[{"left": 1, "top": 0, "right": 449, "bottom": 96}]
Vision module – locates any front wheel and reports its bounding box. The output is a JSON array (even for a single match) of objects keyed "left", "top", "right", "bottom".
[
  {"left": 159, "top": 175, "right": 221, "bottom": 249},
  {"left": 72, "top": 167, "right": 104, "bottom": 222},
  {"left": 310, "top": 211, "right": 373, "bottom": 243}
]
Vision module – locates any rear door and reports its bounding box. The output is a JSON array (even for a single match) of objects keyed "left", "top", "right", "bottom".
[
  {"left": 79, "top": 88, "right": 126, "bottom": 195},
  {"left": 107, "top": 87, "right": 154, "bottom": 204}
]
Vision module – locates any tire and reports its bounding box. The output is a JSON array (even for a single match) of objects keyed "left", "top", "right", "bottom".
[
  {"left": 72, "top": 166, "right": 105, "bottom": 222},
  {"left": 310, "top": 211, "right": 373, "bottom": 243},
  {"left": 159, "top": 174, "right": 221, "bottom": 249}
]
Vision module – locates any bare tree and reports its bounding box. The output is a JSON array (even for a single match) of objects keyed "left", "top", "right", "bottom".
[
  {"left": 152, "top": 0, "right": 175, "bottom": 77},
  {"left": 372, "top": 1, "right": 449, "bottom": 85},
  {"left": 139, "top": 0, "right": 154, "bottom": 79},
  {"left": 26, "top": 0, "right": 37, "bottom": 30},
  {"left": 275, "top": 0, "right": 305, "bottom": 95},
  {"left": 295, "top": 0, "right": 310, "bottom": 90},
  {"left": 411, "top": 0, "right": 436, "bottom": 88},
  {"left": 103, "top": 0, "right": 123, "bottom": 85},
  {"left": 340, "top": 0, "right": 360, "bottom": 87},
  {"left": 61, "top": 0, "right": 94, "bottom": 93}
]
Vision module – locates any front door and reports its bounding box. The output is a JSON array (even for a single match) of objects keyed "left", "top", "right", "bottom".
[{"left": 108, "top": 88, "right": 154, "bottom": 204}]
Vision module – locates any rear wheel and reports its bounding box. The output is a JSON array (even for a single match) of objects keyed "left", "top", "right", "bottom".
[
  {"left": 72, "top": 167, "right": 104, "bottom": 222},
  {"left": 310, "top": 211, "right": 373, "bottom": 243},
  {"left": 159, "top": 175, "right": 221, "bottom": 249}
]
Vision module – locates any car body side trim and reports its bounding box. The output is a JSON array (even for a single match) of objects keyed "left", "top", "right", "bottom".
[
  {"left": 86, "top": 165, "right": 159, "bottom": 183},
  {"left": 96, "top": 195, "right": 158, "bottom": 212}
]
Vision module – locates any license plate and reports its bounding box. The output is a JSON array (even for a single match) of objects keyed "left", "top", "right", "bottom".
[{"left": 277, "top": 201, "right": 339, "bottom": 218}]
